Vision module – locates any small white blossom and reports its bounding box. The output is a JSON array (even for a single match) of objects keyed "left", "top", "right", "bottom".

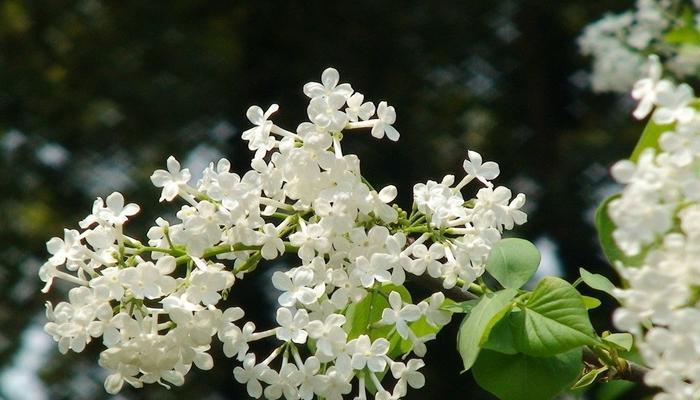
[
  {"left": 347, "top": 335, "right": 390, "bottom": 372},
  {"left": 345, "top": 92, "right": 375, "bottom": 121},
  {"left": 390, "top": 359, "right": 426, "bottom": 396},
  {"left": 100, "top": 192, "right": 140, "bottom": 226},
  {"left": 275, "top": 308, "right": 310, "bottom": 344},
  {"left": 371, "top": 101, "right": 400, "bottom": 141},
  {"left": 463, "top": 150, "right": 500, "bottom": 186},
  {"left": 150, "top": 156, "right": 191, "bottom": 202},
  {"left": 303, "top": 67, "right": 353, "bottom": 100},
  {"left": 631, "top": 55, "right": 664, "bottom": 119},
  {"left": 419, "top": 292, "right": 452, "bottom": 327},
  {"left": 652, "top": 82, "right": 695, "bottom": 125},
  {"left": 242, "top": 104, "right": 279, "bottom": 158},
  {"left": 234, "top": 354, "right": 269, "bottom": 398},
  {"left": 380, "top": 291, "right": 421, "bottom": 339}
]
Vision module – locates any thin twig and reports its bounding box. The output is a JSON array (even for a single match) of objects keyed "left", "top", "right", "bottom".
[
  {"left": 407, "top": 273, "right": 478, "bottom": 301},
  {"left": 582, "top": 346, "right": 649, "bottom": 384}
]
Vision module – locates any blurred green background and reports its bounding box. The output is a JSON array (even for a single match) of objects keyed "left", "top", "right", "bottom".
[{"left": 0, "top": 0, "right": 654, "bottom": 399}]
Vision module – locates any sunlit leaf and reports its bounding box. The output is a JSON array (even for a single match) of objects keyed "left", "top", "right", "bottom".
[
  {"left": 603, "top": 333, "right": 633, "bottom": 352},
  {"left": 580, "top": 267, "right": 616, "bottom": 296},
  {"left": 472, "top": 348, "right": 583, "bottom": 400},
  {"left": 457, "top": 289, "right": 517, "bottom": 371},
  {"left": 511, "top": 277, "right": 597, "bottom": 356},
  {"left": 485, "top": 238, "right": 541, "bottom": 289}
]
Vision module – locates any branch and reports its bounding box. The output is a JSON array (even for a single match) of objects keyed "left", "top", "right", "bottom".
[
  {"left": 407, "top": 273, "right": 478, "bottom": 301},
  {"left": 582, "top": 346, "right": 649, "bottom": 384}
]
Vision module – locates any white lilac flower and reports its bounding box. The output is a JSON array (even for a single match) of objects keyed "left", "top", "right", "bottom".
[
  {"left": 652, "top": 82, "right": 695, "bottom": 125},
  {"left": 220, "top": 321, "right": 256, "bottom": 361},
  {"left": 120, "top": 261, "right": 176, "bottom": 299},
  {"left": 609, "top": 56, "right": 700, "bottom": 399},
  {"left": 259, "top": 223, "right": 285, "bottom": 260},
  {"left": 100, "top": 192, "right": 140, "bottom": 226},
  {"left": 150, "top": 156, "right": 191, "bottom": 202},
  {"left": 308, "top": 96, "right": 349, "bottom": 132},
  {"left": 632, "top": 55, "right": 664, "bottom": 120},
  {"left": 234, "top": 353, "right": 269, "bottom": 398},
  {"left": 347, "top": 335, "right": 390, "bottom": 372},
  {"left": 40, "top": 67, "right": 528, "bottom": 399},
  {"left": 306, "top": 314, "right": 347, "bottom": 361},
  {"left": 462, "top": 150, "right": 500, "bottom": 186},
  {"left": 578, "top": 1, "right": 695, "bottom": 94},
  {"left": 275, "top": 308, "right": 310, "bottom": 344},
  {"left": 419, "top": 292, "right": 452, "bottom": 327},
  {"left": 345, "top": 92, "right": 375, "bottom": 122},
  {"left": 271, "top": 267, "right": 323, "bottom": 307},
  {"left": 242, "top": 104, "right": 279, "bottom": 158},
  {"left": 297, "top": 356, "right": 323, "bottom": 400},
  {"left": 409, "top": 243, "right": 444, "bottom": 276},
  {"left": 380, "top": 291, "right": 421, "bottom": 339},
  {"left": 371, "top": 101, "right": 400, "bottom": 141},
  {"left": 185, "top": 270, "right": 234, "bottom": 305},
  {"left": 303, "top": 67, "right": 353, "bottom": 101},
  {"left": 89, "top": 267, "right": 125, "bottom": 299},
  {"left": 46, "top": 229, "right": 83, "bottom": 266},
  {"left": 390, "top": 359, "right": 426, "bottom": 397}
]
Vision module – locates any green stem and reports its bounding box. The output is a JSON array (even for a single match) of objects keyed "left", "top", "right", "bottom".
[
  {"left": 582, "top": 346, "right": 649, "bottom": 384},
  {"left": 456, "top": 277, "right": 485, "bottom": 296},
  {"left": 234, "top": 252, "right": 263, "bottom": 275},
  {"left": 132, "top": 246, "right": 186, "bottom": 256},
  {"left": 589, "top": 343, "right": 619, "bottom": 368},
  {"left": 175, "top": 242, "right": 298, "bottom": 265},
  {"left": 408, "top": 215, "right": 426, "bottom": 227},
  {"left": 271, "top": 211, "right": 294, "bottom": 220},
  {"left": 402, "top": 226, "right": 431, "bottom": 234},
  {"left": 407, "top": 202, "right": 418, "bottom": 222},
  {"left": 468, "top": 282, "right": 485, "bottom": 296}
]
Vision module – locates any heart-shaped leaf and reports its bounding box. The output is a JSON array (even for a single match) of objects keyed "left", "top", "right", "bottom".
[
  {"left": 457, "top": 289, "right": 517, "bottom": 371},
  {"left": 472, "top": 348, "right": 583, "bottom": 400},
  {"left": 485, "top": 238, "right": 541, "bottom": 289},
  {"left": 511, "top": 277, "right": 597, "bottom": 356},
  {"left": 579, "top": 267, "right": 616, "bottom": 296}
]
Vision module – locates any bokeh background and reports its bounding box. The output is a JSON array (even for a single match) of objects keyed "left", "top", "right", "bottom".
[{"left": 0, "top": 1, "right": 655, "bottom": 399}]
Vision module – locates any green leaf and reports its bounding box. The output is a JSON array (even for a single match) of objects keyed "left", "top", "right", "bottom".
[
  {"left": 571, "top": 366, "right": 609, "bottom": 390},
  {"left": 664, "top": 7, "right": 700, "bottom": 45},
  {"left": 664, "top": 26, "right": 700, "bottom": 45},
  {"left": 457, "top": 289, "right": 517, "bottom": 371},
  {"left": 511, "top": 277, "right": 597, "bottom": 356},
  {"left": 481, "top": 312, "right": 517, "bottom": 355},
  {"left": 485, "top": 238, "right": 541, "bottom": 289},
  {"left": 630, "top": 118, "right": 673, "bottom": 162},
  {"left": 595, "top": 194, "right": 646, "bottom": 267},
  {"left": 441, "top": 299, "right": 479, "bottom": 313},
  {"left": 384, "top": 330, "right": 406, "bottom": 360},
  {"left": 472, "top": 348, "right": 583, "bottom": 400},
  {"left": 596, "top": 380, "right": 635, "bottom": 400},
  {"left": 581, "top": 295, "right": 601, "bottom": 310},
  {"left": 603, "top": 333, "right": 634, "bottom": 352},
  {"left": 579, "top": 267, "right": 616, "bottom": 296}
]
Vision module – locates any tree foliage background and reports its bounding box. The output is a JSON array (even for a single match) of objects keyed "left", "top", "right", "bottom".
[{"left": 0, "top": 1, "right": 651, "bottom": 399}]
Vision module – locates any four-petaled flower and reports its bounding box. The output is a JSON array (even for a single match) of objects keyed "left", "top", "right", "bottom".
[{"left": 150, "top": 156, "right": 191, "bottom": 202}]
